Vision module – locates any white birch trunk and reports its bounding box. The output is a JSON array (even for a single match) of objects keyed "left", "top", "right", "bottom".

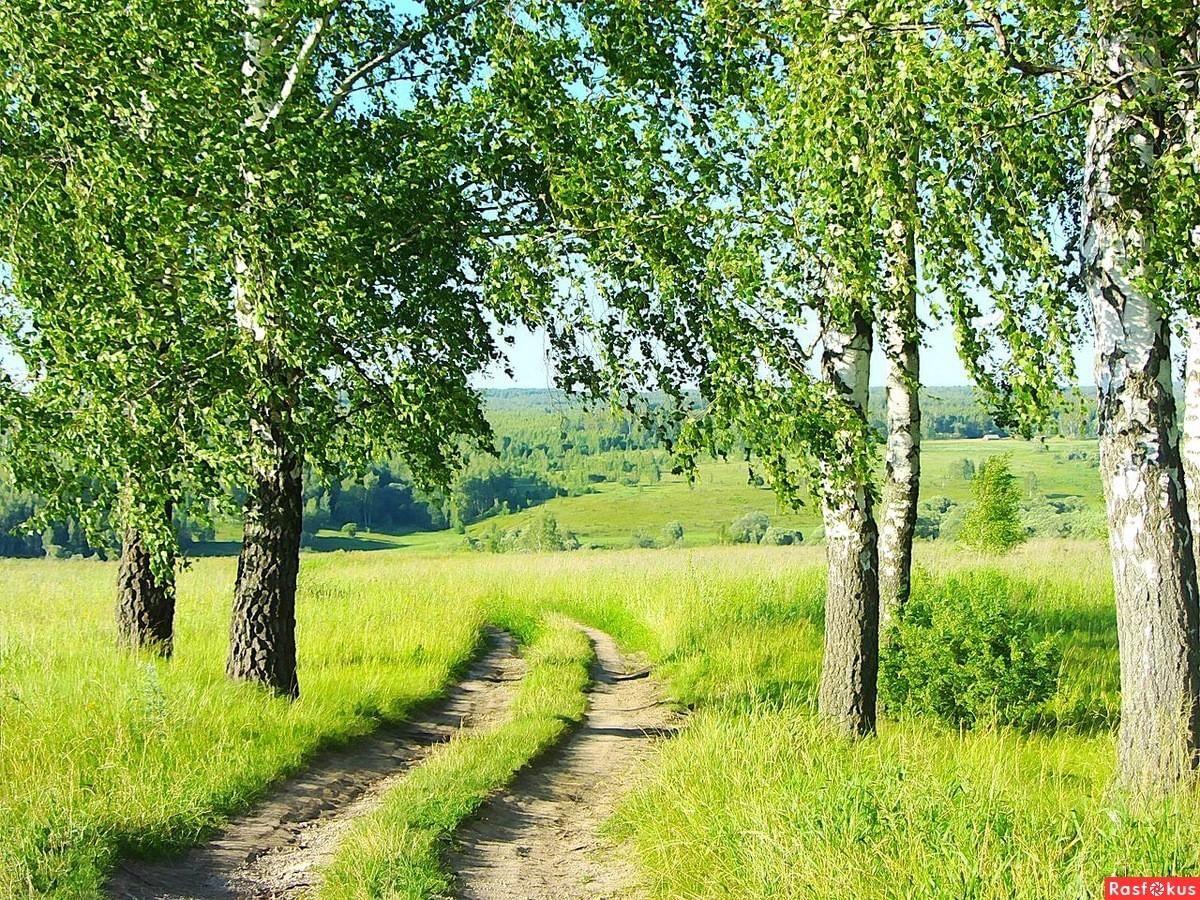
[
  {"left": 1184, "top": 320, "right": 1200, "bottom": 541},
  {"left": 818, "top": 305, "right": 879, "bottom": 737},
  {"left": 1084, "top": 32, "right": 1200, "bottom": 792},
  {"left": 878, "top": 217, "right": 920, "bottom": 635}
]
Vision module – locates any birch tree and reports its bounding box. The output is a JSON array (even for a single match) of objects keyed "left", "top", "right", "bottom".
[
  {"left": 0, "top": 0, "right": 236, "bottom": 655},
  {"left": 1083, "top": 0, "right": 1200, "bottom": 791},
  {"left": 210, "top": 0, "right": 667, "bottom": 697},
  {"left": 941, "top": 0, "right": 1200, "bottom": 791}
]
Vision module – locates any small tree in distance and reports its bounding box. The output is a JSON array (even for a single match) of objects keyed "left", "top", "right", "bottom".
[{"left": 959, "top": 455, "right": 1025, "bottom": 554}]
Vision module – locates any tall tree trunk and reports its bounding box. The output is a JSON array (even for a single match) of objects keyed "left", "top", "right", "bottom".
[
  {"left": 1084, "top": 32, "right": 1200, "bottom": 792},
  {"left": 1184, "top": 319, "right": 1200, "bottom": 541},
  {"left": 818, "top": 305, "right": 880, "bottom": 737},
  {"left": 1184, "top": 23, "right": 1200, "bottom": 543},
  {"left": 878, "top": 217, "right": 921, "bottom": 635},
  {"left": 225, "top": 0, "right": 302, "bottom": 699},
  {"left": 116, "top": 510, "right": 176, "bottom": 656},
  {"left": 227, "top": 412, "right": 303, "bottom": 698}
]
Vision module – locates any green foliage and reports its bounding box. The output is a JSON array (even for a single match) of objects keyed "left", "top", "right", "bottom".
[
  {"left": 629, "top": 530, "right": 658, "bottom": 550},
  {"left": 880, "top": 573, "right": 1062, "bottom": 729},
  {"left": 339, "top": 523, "right": 358, "bottom": 538},
  {"left": 661, "top": 521, "right": 685, "bottom": 546},
  {"left": 729, "top": 512, "right": 770, "bottom": 545},
  {"left": 959, "top": 455, "right": 1026, "bottom": 553},
  {"left": 467, "top": 515, "right": 580, "bottom": 554},
  {"left": 761, "top": 527, "right": 802, "bottom": 546}
]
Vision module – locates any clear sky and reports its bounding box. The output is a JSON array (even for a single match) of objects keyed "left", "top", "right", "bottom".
[{"left": 477, "top": 315, "right": 1097, "bottom": 390}]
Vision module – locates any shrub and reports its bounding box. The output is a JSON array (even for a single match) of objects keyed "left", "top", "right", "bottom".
[
  {"left": 660, "top": 521, "right": 685, "bottom": 546},
  {"left": 466, "top": 514, "right": 580, "bottom": 553},
  {"left": 880, "top": 573, "right": 1062, "bottom": 728},
  {"left": 630, "top": 530, "right": 658, "bottom": 549},
  {"left": 959, "top": 454, "right": 1025, "bottom": 553},
  {"left": 729, "top": 512, "right": 770, "bottom": 544},
  {"left": 761, "top": 526, "right": 801, "bottom": 546},
  {"left": 340, "top": 522, "right": 359, "bottom": 537},
  {"left": 914, "top": 496, "right": 956, "bottom": 539}
]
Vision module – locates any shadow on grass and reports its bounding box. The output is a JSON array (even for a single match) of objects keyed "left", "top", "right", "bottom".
[{"left": 188, "top": 534, "right": 411, "bottom": 557}]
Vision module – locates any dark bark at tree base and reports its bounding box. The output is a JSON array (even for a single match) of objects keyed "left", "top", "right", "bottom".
[
  {"left": 227, "top": 438, "right": 303, "bottom": 700},
  {"left": 116, "top": 526, "right": 175, "bottom": 656},
  {"left": 817, "top": 305, "right": 879, "bottom": 738},
  {"left": 819, "top": 488, "right": 880, "bottom": 737}
]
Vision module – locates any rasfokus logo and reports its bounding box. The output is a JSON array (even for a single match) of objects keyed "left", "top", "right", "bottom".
[{"left": 1106, "top": 878, "right": 1200, "bottom": 897}]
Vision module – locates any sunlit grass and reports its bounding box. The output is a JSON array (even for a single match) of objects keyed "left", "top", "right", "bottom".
[
  {"left": 0, "top": 554, "right": 485, "bottom": 897},
  {"left": 0, "top": 539, "right": 1174, "bottom": 900}
]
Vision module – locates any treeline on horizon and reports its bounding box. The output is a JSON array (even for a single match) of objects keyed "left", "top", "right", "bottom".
[{"left": 0, "top": 386, "right": 1095, "bottom": 559}]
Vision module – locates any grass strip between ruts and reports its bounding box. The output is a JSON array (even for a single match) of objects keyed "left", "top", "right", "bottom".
[{"left": 318, "top": 614, "right": 593, "bottom": 899}]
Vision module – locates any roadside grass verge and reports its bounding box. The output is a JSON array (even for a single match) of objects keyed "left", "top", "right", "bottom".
[
  {"left": 0, "top": 555, "right": 485, "bottom": 898},
  {"left": 318, "top": 616, "right": 592, "bottom": 899},
  {"left": 613, "top": 707, "right": 1200, "bottom": 899}
]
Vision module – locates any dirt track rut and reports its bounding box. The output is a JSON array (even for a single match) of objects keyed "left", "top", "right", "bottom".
[
  {"left": 108, "top": 628, "right": 525, "bottom": 900},
  {"left": 446, "top": 625, "right": 677, "bottom": 900}
]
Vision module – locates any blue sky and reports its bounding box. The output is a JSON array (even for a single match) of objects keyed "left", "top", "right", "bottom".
[{"left": 478, "top": 318, "right": 1097, "bottom": 390}]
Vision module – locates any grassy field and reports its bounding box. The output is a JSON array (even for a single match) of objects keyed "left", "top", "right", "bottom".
[
  {"left": 457, "top": 437, "right": 1102, "bottom": 548},
  {"left": 6, "top": 538, "right": 1200, "bottom": 898},
  {"left": 188, "top": 436, "right": 1102, "bottom": 556}
]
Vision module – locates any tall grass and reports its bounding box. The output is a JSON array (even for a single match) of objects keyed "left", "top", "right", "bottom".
[
  {"left": 0, "top": 539, "right": 1176, "bottom": 899},
  {"left": 0, "top": 554, "right": 485, "bottom": 897}
]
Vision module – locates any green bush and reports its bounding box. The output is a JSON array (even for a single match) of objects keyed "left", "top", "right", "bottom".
[
  {"left": 630, "top": 530, "right": 658, "bottom": 549},
  {"left": 660, "top": 521, "right": 685, "bottom": 546},
  {"left": 340, "top": 522, "right": 359, "bottom": 537},
  {"left": 761, "top": 526, "right": 801, "bottom": 546},
  {"left": 880, "top": 573, "right": 1062, "bottom": 728},
  {"left": 729, "top": 512, "right": 770, "bottom": 544},
  {"left": 959, "top": 454, "right": 1025, "bottom": 553},
  {"left": 465, "top": 514, "right": 580, "bottom": 553}
]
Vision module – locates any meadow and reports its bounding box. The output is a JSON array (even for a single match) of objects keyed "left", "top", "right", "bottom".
[
  {"left": 452, "top": 437, "right": 1102, "bottom": 548},
  {"left": 5, "top": 532, "right": 1200, "bottom": 898}
]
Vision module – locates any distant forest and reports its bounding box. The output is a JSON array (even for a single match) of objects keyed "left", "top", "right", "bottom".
[{"left": 0, "top": 386, "right": 1097, "bottom": 558}]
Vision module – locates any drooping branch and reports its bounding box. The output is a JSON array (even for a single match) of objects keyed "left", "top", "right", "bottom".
[{"left": 966, "top": 3, "right": 1075, "bottom": 78}]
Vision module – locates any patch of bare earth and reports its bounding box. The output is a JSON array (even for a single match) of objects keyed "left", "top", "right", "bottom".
[
  {"left": 445, "top": 626, "right": 677, "bottom": 900},
  {"left": 108, "top": 628, "right": 525, "bottom": 900}
]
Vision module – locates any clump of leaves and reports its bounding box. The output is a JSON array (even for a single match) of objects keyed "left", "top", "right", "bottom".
[
  {"left": 467, "top": 515, "right": 580, "bottom": 553},
  {"left": 880, "top": 573, "right": 1061, "bottom": 729}
]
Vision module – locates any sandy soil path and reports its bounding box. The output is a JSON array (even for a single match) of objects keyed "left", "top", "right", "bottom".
[
  {"left": 108, "top": 628, "right": 525, "bottom": 900},
  {"left": 445, "top": 626, "right": 676, "bottom": 900}
]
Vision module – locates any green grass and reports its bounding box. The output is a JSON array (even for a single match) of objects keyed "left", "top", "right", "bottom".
[
  {"left": 318, "top": 616, "right": 592, "bottom": 899},
  {"left": 0, "top": 554, "right": 486, "bottom": 897},
  {"left": 460, "top": 438, "right": 1101, "bottom": 548},
  {"left": 4, "top": 538, "right": 1196, "bottom": 899}
]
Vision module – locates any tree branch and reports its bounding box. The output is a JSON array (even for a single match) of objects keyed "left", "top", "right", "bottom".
[
  {"left": 260, "top": 12, "right": 330, "bottom": 131},
  {"left": 319, "top": 0, "right": 481, "bottom": 123},
  {"left": 967, "top": 3, "right": 1073, "bottom": 78}
]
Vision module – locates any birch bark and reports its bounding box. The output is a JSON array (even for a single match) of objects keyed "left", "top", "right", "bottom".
[
  {"left": 878, "top": 217, "right": 921, "bottom": 635},
  {"left": 818, "top": 306, "right": 880, "bottom": 737},
  {"left": 1084, "top": 29, "right": 1200, "bottom": 791},
  {"left": 225, "top": 0, "right": 306, "bottom": 698}
]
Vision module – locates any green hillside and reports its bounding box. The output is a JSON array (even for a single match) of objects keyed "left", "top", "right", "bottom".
[{"left": 449, "top": 437, "right": 1102, "bottom": 549}]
